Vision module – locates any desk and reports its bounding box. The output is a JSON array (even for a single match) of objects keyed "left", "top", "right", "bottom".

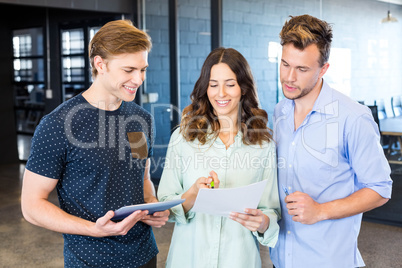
[
  {"left": 379, "top": 116, "right": 402, "bottom": 164},
  {"left": 380, "top": 116, "right": 402, "bottom": 136}
]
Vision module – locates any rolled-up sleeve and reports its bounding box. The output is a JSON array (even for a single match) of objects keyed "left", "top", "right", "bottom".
[{"left": 346, "top": 112, "right": 393, "bottom": 198}]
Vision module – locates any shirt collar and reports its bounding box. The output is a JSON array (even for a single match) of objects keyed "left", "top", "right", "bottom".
[
  {"left": 280, "top": 79, "right": 336, "bottom": 116},
  {"left": 213, "top": 128, "right": 243, "bottom": 147},
  {"left": 311, "top": 80, "right": 336, "bottom": 116}
]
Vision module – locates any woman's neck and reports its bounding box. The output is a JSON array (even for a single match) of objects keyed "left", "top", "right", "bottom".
[{"left": 217, "top": 115, "right": 239, "bottom": 149}]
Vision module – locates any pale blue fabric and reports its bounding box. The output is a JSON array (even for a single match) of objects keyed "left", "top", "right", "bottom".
[
  {"left": 158, "top": 128, "right": 280, "bottom": 268},
  {"left": 270, "top": 81, "right": 393, "bottom": 268}
]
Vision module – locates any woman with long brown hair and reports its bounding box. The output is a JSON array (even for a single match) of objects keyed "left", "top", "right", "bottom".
[{"left": 158, "top": 47, "right": 280, "bottom": 267}]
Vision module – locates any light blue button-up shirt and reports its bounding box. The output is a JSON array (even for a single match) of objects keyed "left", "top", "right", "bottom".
[
  {"left": 270, "top": 81, "right": 392, "bottom": 268},
  {"left": 158, "top": 128, "right": 280, "bottom": 268}
]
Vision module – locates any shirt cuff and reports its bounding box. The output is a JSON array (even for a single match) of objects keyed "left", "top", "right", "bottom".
[
  {"left": 253, "top": 211, "right": 280, "bottom": 247},
  {"left": 167, "top": 194, "right": 195, "bottom": 224},
  {"left": 364, "top": 180, "right": 393, "bottom": 199}
]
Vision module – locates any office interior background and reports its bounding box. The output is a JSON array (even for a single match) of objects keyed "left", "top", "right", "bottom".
[{"left": 0, "top": 0, "right": 401, "bottom": 267}]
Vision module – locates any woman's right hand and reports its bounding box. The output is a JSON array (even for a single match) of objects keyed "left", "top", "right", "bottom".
[
  {"left": 182, "top": 171, "right": 220, "bottom": 213},
  {"left": 191, "top": 170, "right": 220, "bottom": 192}
]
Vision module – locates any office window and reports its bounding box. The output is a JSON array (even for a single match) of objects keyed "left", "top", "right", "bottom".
[
  {"left": 12, "top": 27, "right": 45, "bottom": 137},
  {"left": 61, "top": 26, "right": 101, "bottom": 100},
  {"left": 13, "top": 34, "right": 32, "bottom": 56},
  {"left": 61, "top": 28, "right": 85, "bottom": 100},
  {"left": 62, "top": 29, "right": 84, "bottom": 54}
]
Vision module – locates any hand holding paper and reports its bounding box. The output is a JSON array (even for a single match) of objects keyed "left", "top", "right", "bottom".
[
  {"left": 181, "top": 171, "right": 220, "bottom": 213},
  {"left": 191, "top": 180, "right": 268, "bottom": 217},
  {"left": 229, "top": 207, "right": 270, "bottom": 233}
]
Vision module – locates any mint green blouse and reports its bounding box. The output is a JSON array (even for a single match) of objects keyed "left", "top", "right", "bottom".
[{"left": 157, "top": 128, "right": 280, "bottom": 268}]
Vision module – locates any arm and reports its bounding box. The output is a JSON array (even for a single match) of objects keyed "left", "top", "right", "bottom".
[
  {"left": 287, "top": 110, "right": 391, "bottom": 225},
  {"left": 141, "top": 158, "right": 170, "bottom": 228},
  {"left": 143, "top": 158, "right": 158, "bottom": 203},
  {"left": 286, "top": 187, "right": 388, "bottom": 225},
  {"left": 157, "top": 129, "right": 218, "bottom": 222},
  {"left": 21, "top": 169, "right": 148, "bottom": 237}
]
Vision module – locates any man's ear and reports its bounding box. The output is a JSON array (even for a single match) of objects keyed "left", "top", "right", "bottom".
[
  {"left": 319, "top": 62, "right": 330, "bottom": 79},
  {"left": 94, "top": 55, "right": 106, "bottom": 75}
]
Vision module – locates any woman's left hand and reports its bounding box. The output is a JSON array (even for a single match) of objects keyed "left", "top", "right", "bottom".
[{"left": 229, "top": 208, "right": 269, "bottom": 233}]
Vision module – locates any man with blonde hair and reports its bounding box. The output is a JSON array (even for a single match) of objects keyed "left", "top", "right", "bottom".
[{"left": 21, "top": 20, "right": 168, "bottom": 268}]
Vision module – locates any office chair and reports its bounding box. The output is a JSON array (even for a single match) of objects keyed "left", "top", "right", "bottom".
[{"left": 391, "top": 96, "right": 402, "bottom": 117}]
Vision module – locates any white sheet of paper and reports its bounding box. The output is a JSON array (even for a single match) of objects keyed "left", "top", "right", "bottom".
[{"left": 191, "top": 180, "right": 268, "bottom": 217}]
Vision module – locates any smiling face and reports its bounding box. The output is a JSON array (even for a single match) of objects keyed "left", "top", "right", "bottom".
[
  {"left": 280, "top": 43, "right": 329, "bottom": 101},
  {"left": 95, "top": 51, "right": 148, "bottom": 104},
  {"left": 207, "top": 63, "right": 242, "bottom": 124}
]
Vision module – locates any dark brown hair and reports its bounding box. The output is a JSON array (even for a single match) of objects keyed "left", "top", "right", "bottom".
[
  {"left": 89, "top": 20, "right": 152, "bottom": 78},
  {"left": 180, "top": 47, "right": 272, "bottom": 146},
  {"left": 280, "top": 14, "right": 333, "bottom": 66}
]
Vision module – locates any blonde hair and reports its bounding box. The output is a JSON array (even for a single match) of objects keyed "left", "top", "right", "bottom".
[{"left": 89, "top": 20, "right": 152, "bottom": 78}]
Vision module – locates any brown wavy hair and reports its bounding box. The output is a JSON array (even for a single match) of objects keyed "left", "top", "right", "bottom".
[{"left": 180, "top": 47, "right": 272, "bottom": 146}]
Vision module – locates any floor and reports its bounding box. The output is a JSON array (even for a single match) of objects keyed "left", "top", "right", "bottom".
[{"left": 1, "top": 163, "right": 402, "bottom": 268}]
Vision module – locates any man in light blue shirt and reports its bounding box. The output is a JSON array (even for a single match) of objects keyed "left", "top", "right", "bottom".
[{"left": 270, "top": 15, "right": 393, "bottom": 268}]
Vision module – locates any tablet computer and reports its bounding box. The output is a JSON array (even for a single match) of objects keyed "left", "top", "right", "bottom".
[{"left": 111, "top": 199, "right": 185, "bottom": 220}]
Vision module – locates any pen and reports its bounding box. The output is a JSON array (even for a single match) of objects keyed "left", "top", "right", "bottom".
[
  {"left": 209, "top": 176, "right": 214, "bottom": 189},
  {"left": 282, "top": 185, "right": 290, "bottom": 196}
]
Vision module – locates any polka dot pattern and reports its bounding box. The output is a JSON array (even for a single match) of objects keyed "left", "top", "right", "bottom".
[{"left": 26, "top": 94, "right": 158, "bottom": 267}]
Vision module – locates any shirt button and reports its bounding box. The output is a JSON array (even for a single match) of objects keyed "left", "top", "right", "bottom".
[
  {"left": 292, "top": 142, "right": 295, "bottom": 146},
  {"left": 287, "top": 231, "right": 291, "bottom": 234},
  {"left": 289, "top": 164, "right": 292, "bottom": 168}
]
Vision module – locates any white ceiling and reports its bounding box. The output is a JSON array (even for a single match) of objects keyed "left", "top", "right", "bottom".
[{"left": 376, "top": 0, "right": 402, "bottom": 5}]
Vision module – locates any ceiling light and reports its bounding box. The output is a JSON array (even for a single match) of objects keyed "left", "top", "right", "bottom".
[{"left": 382, "top": 10, "right": 398, "bottom": 23}]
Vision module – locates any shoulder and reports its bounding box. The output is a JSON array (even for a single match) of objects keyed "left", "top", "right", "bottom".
[
  {"left": 328, "top": 86, "right": 371, "bottom": 120},
  {"left": 39, "top": 95, "right": 85, "bottom": 128},
  {"left": 247, "top": 138, "right": 276, "bottom": 151},
  {"left": 168, "top": 127, "right": 184, "bottom": 145},
  {"left": 168, "top": 127, "right": 213, "bottom": 150},
  {"left": 322, "top": 85, "right": 377, "bottom": 138},
  {"left": 123, "top": 101, "right": 153, "bottom": 120}
]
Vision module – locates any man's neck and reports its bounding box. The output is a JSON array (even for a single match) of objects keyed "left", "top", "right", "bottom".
[
  {"left": 293, "top": 78, "right": 323, "bottom": 130},
  {"left": 82, "top": 83, "right": 122, "bottom": 111},
  {"left": 294, "top": 78, "right": 323, "bottom": 114}
]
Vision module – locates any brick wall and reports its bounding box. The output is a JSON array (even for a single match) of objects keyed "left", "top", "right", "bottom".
[
  {"left": 144, "top": 0, "right": 402, "bottom": 179},
  {"left": 222, "top": 0, "right": 402, "bottom": 118}
]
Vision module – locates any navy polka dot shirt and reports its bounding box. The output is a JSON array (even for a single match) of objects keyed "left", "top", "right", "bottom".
[{"left": 26, "top": 94, "right": 158, "bottom": 267}]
